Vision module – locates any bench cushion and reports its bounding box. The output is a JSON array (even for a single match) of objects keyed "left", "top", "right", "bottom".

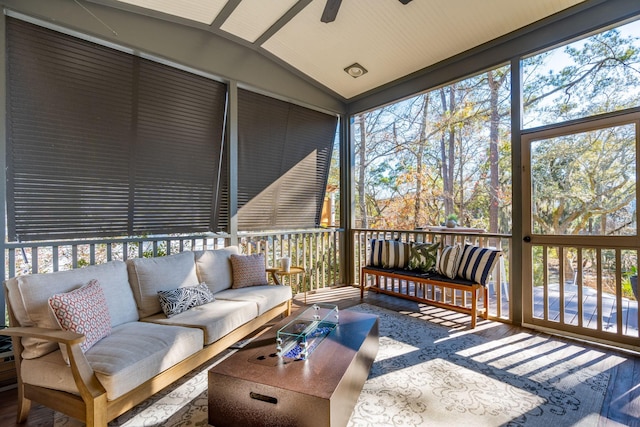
[
  {"left": 362, "top": 266, "right": 476, "bottom": 286},
  {"left": 20, "top": 321, "right": 203, "bottom": 401}
]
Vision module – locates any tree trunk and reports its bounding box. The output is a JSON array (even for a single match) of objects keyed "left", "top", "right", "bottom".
[
  {"left": 487, "top": 70, "right": 501, "bottom": 234},
  {"left": 414, "top": 96, "right": 429, "bottom": 229},
  {"left": 440, "top": 88, "right": 455, "bottom": 217}
]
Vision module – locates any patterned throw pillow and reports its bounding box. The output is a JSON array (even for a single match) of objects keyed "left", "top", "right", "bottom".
[
  {"left": 382, "top": 240, "right": 411, "bottom": 269},
  {"left": 230, "top": 253, "right": 268, "bottom": 288},
  {"left": 436, "top": 244, "right": 463, "bottom": 279},
  {"left": 369, "top": 239, "right": 385, "bottom": 266},
  {"left": 158, "top": 283, "right": 215, "bottom": 317},
  {"left": 457, "top": 245, "right": 502, "bottom": 286},
  {"left": 408, "top": 241, "right": 440, "bottom": 272},
  {"left": 48, "top": 279, "right": 112, "bottom": 353}
]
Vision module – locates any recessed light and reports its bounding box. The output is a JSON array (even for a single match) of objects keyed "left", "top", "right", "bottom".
[{"left": 344, "top": 63, "right": 368, "bottom": 78}]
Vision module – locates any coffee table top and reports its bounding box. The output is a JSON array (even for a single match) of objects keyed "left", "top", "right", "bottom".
[{"left": 209, "top": 309, "right": 378, "bottom": 399}]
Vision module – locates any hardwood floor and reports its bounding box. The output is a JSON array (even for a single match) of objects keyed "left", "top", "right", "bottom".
[{"left": 1, "top": 286, "right": 639, "bottom": 426}]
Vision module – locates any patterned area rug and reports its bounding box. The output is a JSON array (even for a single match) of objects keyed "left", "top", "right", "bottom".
[{"left": 55, "top": 304, "right": 609, "bottom": 426}]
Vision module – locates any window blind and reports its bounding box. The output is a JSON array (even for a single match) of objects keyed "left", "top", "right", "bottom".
[
  {"left": 236, "top": 89, "right": 337, "bottom": 230},
  {"left": 6, "top": 18, "right": 227, "bottom": 241}
]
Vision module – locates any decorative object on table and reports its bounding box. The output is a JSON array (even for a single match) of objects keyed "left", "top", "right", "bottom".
[
  {"left": 276, "top": 303, "right": 339, "bottom": 360},
  {"left": 279, "top": 256, "right": 291, "bottom": 272},
  {"left": 445, "top": 213, "right": 458, "bottom": 228}
]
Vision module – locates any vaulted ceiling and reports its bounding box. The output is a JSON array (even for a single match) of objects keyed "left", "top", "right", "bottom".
[{"left": 88, "top": 0, "right": 587, "bottom": 101}]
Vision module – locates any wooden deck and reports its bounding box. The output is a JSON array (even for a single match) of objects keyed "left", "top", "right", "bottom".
[
  {"left": 532, "top": 283, "right": 639, "bottom": 336},
  {"left": 1, "top": 286, "right": 639, "bottom": 426}
]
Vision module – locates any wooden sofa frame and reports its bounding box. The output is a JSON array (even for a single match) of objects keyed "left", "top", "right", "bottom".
[
  {"left": 361, "top": 266, "right": 488, "bottom": 328},
  {"left": 2, "top": 294, "right": 292, "bottom": 426}
]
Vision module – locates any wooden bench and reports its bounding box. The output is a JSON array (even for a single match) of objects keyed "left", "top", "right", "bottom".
[{"left": 360, "top": 266, "right": 488, "bottom": 328}]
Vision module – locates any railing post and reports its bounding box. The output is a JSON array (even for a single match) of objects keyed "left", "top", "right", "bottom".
[{"left": 340, "top": 114, "right": 354, "bottom": 285}]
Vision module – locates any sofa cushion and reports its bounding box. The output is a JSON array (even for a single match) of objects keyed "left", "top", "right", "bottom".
[
  {"left": 49, "top": 279, "right": 112, "bottom": 353},
  {"left": 215, "top": 285, "right": 292, "bottom": 315},
  {"left": 20, "top": 321, "right": 203, "bottom": 401},
  {"left": 158, "top": 282, "right": 215, "bottom": 317},
  {"left": 142, "top": 299, "right": 258, "bottom": 345},
  {"left": 194, "top": 246, "right": 239, "bottom": 293},
  {"left": 5, "top": 260, "right": 138, "bottom": 359},
  {"left": 127, "top": 251, "right": 200, "bottom": 318},
  {"left": 230, "top": 254, "right": 268, "bottom": 288}
]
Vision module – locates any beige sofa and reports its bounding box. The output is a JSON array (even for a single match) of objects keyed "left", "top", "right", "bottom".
[{"left": 1, "top": 246, "right": 292, "bottom": 426}]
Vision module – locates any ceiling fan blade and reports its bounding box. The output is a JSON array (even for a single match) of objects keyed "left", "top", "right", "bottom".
[
  {"left": 399, "top": 0, "right": 413, "bottom": 4},
  {"left": 321, "top": 0, "right": 342, "bottom": 23}
]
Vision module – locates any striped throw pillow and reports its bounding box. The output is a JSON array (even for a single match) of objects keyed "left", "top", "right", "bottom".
[
  {"left": 436, "top": 244, "right": 462, "bottom": 279},
  {"left": 383, "top": 240, "right": 411, "bottom": 269},
  {"left": 369, "top": 239, "right": 385, "bottom": 266},
  {"left": 457, "top": 245, "right": 502, "bottom": 286}
]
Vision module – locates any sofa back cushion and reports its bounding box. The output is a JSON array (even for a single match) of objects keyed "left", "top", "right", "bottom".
[
  {"left": 5, "top": 260, "right": 137, "bottom": 359},
  {"left": 194, "top": 246, "right": 239, "bottom": 293},
  {"left": 127, "top": 251, "right": 199, "bottom": 318}
]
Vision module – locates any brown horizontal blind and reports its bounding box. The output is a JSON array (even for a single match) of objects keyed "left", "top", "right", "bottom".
[
  {"left": 6, "top": 18, "right": 134, "bottom": 240},
  {"left": 132, "top": 59, "right": 226, "bottom": 235},
  {"left": 6, "top": 18, "right": 227, "bottom": 241},
  {"left": 237, "top": 89, "right": 337, "bottom": 230}
]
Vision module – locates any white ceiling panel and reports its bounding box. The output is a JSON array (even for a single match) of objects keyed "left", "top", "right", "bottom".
[
  {"left": 262, "top": 0, "right": 586, "bottom": 99},
  {"left": 115, "top": 0, "right": 227, "bottom": 25},
  {"left": 221, "top": 0, "right": 298, "bottom": 43}
]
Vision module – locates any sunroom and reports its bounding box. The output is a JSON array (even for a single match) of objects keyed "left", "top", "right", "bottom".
[{"left": 1, "top": 0, "right": 640, "bottom": 425}]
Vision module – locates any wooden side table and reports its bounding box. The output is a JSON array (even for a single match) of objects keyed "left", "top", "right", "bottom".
[{"left": 266, "top": 266, "right": 307, "bottom": 304}]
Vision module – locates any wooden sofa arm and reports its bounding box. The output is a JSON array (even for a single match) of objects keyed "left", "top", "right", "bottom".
[
  {"left": 1, "top": 326, "right": 107, "bottom": 400},
  {"left": 1, "top": 326, "right": 84, "bottom": 345}
]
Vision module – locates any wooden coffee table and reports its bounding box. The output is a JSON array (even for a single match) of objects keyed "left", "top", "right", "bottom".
[{"left": 208, "top": 309, "right": 379, "bottom": 427}]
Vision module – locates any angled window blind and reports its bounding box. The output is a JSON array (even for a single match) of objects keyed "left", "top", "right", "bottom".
[
  {"left": 6, "top": 18, "right": 226, "bottom": 241},
  {"left": 236, "top": 89, "right": 337, "bottom": 230}
]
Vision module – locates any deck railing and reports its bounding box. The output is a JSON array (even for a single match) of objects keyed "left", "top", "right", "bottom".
[
  {"left": 3, "top": 229, "right": 343, "bottom": 281},
  {"left": 2, "top": 228, "right": 510, "bottom": 325},
  {"left": 352, "top": 228, "right": 513, "bottom": 322}
]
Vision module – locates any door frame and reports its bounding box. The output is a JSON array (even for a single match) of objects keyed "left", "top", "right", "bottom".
[{"left": 521, "top": 112, "right": 640, "bottom": 349}]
